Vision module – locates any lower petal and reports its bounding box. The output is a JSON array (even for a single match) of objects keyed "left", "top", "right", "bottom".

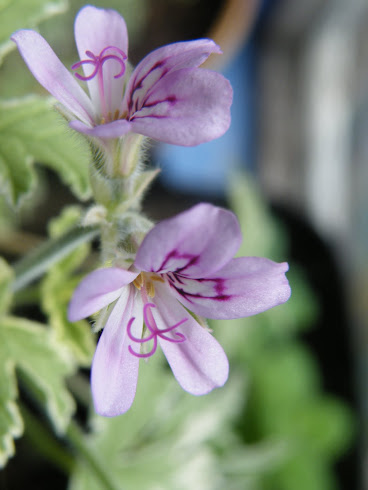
[
  {"left": 69, "top": 119, "right": 131, "bottom": 139},
  {"left": 91, "top": 288, "right": 143, "bottom": 416},
  {"left": 153, "top": 283, "right": 229, "bottom": 395}
]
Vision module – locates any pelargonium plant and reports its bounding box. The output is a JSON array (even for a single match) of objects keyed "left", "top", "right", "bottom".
[{"left": 10, "top": 4, "right": 290, "bottom": 419}]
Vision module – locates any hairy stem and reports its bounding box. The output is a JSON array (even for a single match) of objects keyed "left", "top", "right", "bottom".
[{"left": 12, "top": 226, "right": 99, "bottom": 292}]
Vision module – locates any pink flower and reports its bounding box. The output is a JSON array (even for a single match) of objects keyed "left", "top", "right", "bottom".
[
  {"left": 11, "top": 5, "right": 232, "bottom": 145},
  {"left": 68, "top": 204, "right": 291, "bottom": 416}
]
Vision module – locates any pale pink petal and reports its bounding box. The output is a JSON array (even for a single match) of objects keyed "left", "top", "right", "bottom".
[
  {"left": 129, "top": 68, "right": 232, "bottom": 145},
  {"left": 135, "top": 203, "right": 241, "bottom": 277},
  {"left": 69, "top": 118, "right": 131, "bottom": 139},
  {"left": 91, "top": 287, "right": 143, "bottom": 416},
  {"left": 168, "top": 257, "right": 291, "bottom": 319},
  {"left": 74, "top": 6, "right": 128, "bottom": 116},
  {"left": 68, "top": 267, "right": 138, "bottom": 321},
  {"left": 123, "top": 39, "right": 221, "bottom": 117},
  {"left": 152, "top": 283, "right": 229, "bottom": 395},
  {"left": 11, "top": 30, "right": 94, "bottom": 126}
]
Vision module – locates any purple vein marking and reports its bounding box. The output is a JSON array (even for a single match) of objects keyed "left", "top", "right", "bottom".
[
  {"left": 167, "top": 275, "right": 231, "bottom": 304},
  {"left": 159, "top": 250, "right": 199, "bottom": 273},
  {"left": 128, "top": 59, "right": 170, "bottom": 115},
  {"left": 142, "top": 95, "right": 177, "bottom": 109}
]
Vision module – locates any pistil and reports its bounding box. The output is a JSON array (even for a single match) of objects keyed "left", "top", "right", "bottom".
[
  {"left": 127, "top": 303, "right": 187, "bottom": 358},
  {"left": 71, "top": 46, "right": 127, "bottom": 123}
]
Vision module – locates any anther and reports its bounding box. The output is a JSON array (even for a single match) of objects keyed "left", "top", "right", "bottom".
[
  {"left": 146, "top": 281, "right": 155, "bottom": 298},
  {"left": 151, "top": 275, "right": 165, "bottom": 283},
  {"left": 133, "top": 273, "right": 144, "bottom": 290}
]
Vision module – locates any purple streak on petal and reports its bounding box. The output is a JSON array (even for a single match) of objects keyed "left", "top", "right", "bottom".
[
  {"left": 166, "top": 274, "right": 231, "bottom": 306},
  {"left": 91, "top": 288, "right": 142, "bottom": 416},
  {"left": 159, "top": 251, "right": 199, "bottom": 274},
  {"left": 11, "top": 30, "right": 94, "bottom": 126},
  {"left": 134, "top": 94, "right": 177, "bottom": 112},
  {"left": 68, "top": 267, "right": 138, "bottom": 321},
  {"left": 135, "top": 203, "right": 241, "bottom": 277},
  {"left": 153, "top": 283, "right": 229, "bottom": 395},
  {"left": 69, "top": 118, "right": 132, "bottom": 139},
  {"left": 74, "top": 6, "right": 128, "bottom": 116},
  {"left": 123, "top": 39, "right": 221, "bottom": 118},
  {"left": 169, "top": 257, "right": 291, "bottom": 319}
]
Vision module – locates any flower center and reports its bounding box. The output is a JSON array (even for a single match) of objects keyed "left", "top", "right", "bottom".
[
  {"left": 133, "top": 272, "right": 164, "bottom": 299},
  {"left": 71, "top": 46, "right": 127, "bottom": 123},
  {"left": 127, "top": 303, "right": 187, "bottom": 358}
]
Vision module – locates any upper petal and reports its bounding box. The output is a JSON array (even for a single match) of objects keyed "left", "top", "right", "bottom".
[
  {"left": 168, "top": 257, "right": 291, "bottom": 319},
  {"left": 91, "top": 287, "right": 142, "bottom": 416},
  {"left": 11, "top": 30, "right": 94, "bottom": 126},
  {"left": 134, "top": 203, "right": 241, "bottom": 277},
  {"left": 74, "top": 6, "right": 128, "bottom": 116},
  {"left": 129, "top": 67, "right": 232, "bottom": 145},
  {"left": 123, "top": 39, "right": 221, "bottom": 118},
  {"left": 152, "top": 282, "right": 229, "bottom": 395},
  {"left": 68, "top": 267, "right": 138, "bottom": 321}
]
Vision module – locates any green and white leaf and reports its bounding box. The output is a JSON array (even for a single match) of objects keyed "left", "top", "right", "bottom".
[
  {"left": 0, "top": 315, "right": 75, "bottom": 467},
  {"left": 0, "top": 258, "right": 13, "bottom": 314},
  {"left": 0, "top": 96, "right": 91, "bottom": 207},
  {"left": 0, "top": 0, "right": 67, "bottom": 65},
  {"left": 69, "top": 355, "right": 246, "bottom": 490},
  {"left": 41, "top": 207, "right": 95, "bottom": 366}
]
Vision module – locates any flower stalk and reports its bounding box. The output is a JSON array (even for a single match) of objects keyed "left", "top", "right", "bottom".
[{"left": 12, "top": 226, "right": 99, "bottom": 293}]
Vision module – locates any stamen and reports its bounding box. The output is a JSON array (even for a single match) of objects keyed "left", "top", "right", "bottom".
[
  {"left": 151, "top": 275, "right": 165, "bottom": 283},
  {"left": 146, "top": 281, "right": 155, "bottom": 298},
  {"left": 127, "top": 303, "right": 187, "bottom": 358},
  {"left": 133, "top": 273, "right": 144, "bottom": 290}
]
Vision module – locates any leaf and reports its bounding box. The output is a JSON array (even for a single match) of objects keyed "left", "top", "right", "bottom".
[
  {"left": 0, "top": 0, "right": 67, "bottom": 65},
  {"left": 0, "top": 96, "right": 91, "bottom": 207},
  {"left": 0, "top": 315, "right": 75, "bottom": 467},
  {"left": 41, "top": 207, "right": 96, "bottom": 366},
  {"left": 0, "top": 258, "right": 13, "bottom": 314},
  {"left": 69, "top": 355, "right": 246, "bottom": 490},
  {"left": 0, "top": 348, "right": 23, "bottom": 468},
  {"left": 228, "top": 173, "right": 287, "bottom": 260},
  {"left": 242, "top": 344, "right": 354, "bottom": 490}
]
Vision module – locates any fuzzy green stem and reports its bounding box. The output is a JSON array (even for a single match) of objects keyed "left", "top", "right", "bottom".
[{"left": 12, "top": 226, "right": 99, "bottom": 292}]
